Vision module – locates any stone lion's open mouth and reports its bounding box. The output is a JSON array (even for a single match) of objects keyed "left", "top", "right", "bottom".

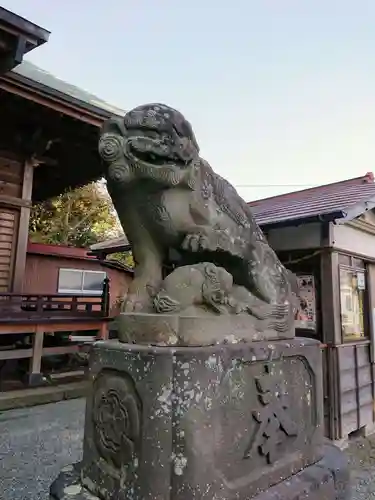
[
  {"left": 126, "top": 133, "right": 186, "bottom": 168},
  {"left": 130, "top": 148, "right": 182, "bottom": 166}
]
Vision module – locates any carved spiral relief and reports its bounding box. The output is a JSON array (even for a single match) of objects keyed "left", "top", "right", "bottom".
[
  {"left": 92, "top": 372, "right": 141, "bottom": 469},
  {"left": 98, "top": 134, "right": 124, "bottom": 163},
  {"left": 107, "top": 163, "right": 130, "bottom": 183}
]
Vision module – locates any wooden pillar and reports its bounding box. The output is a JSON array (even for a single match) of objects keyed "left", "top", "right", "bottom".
[
  {"left": 366, "top": 264, "right": 375, "bottom": 427},
  {"left": 320, "top": 250, "right": 341, "bottom": 345},
  {"left": 367, "top": 265, "right": 375, "bottom": 363},
  {"left": 99, "top": 321, "right": 109, "bottom": 340},
  {"left": 28, "top": 324, "right": 45, "bottom": 386},
  {"left": 12, "top": 159, "right": 34, "bottom": 292}
]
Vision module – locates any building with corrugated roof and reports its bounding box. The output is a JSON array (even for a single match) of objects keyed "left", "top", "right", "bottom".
[{"left": 249, "top": 172, "right": 375, "bottom": 446}]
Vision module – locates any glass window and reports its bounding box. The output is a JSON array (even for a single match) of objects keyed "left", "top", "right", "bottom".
[
  {"left": 340, "top": 268, "right": 366, "bottom": 341},
  {"left": 58, "top": 269, "right": 106, "bottom": 295},
  {"left": 353, "top": 258, "right": 365, "bottom": 269},
  {"left": 83, "top": 271, "right": 106, "bottom": 293},
  {"left": 58, "top": 269, "right": 83, "bottom": 293}
]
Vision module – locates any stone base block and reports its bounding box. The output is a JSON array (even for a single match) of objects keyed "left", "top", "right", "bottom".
[
  {"left": 82, "top": 339, "right": 325, "bottom": 499},
  {"left": 50, "top": 443, "right": 350, "bottom": 500},
  {"left": 50, "top": 338, "right": 351, "bottom": 500}
]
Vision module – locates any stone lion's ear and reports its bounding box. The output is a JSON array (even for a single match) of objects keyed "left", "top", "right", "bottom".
[
  {"left": 100, "top": 117, "right": 127, "bottom": 138},
  {"left": 175, "top": 117, "right": 199, "bottom": 154},
  {"left": 185, "top": 120, "right": 200, "bottom": 153}
]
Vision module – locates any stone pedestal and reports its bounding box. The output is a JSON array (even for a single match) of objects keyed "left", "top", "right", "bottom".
[{"left": 50, "top": 338, "right": 350, "bottom": 500}]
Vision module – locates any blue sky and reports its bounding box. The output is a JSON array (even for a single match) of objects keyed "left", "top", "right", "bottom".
[{"left": 4, "top": 1, "right": 375, "bottom": 200}]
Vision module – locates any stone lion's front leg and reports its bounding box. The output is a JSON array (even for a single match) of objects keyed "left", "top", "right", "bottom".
[
  {"left": 123, "top": 246, "right": 163, "bottom": 313},
  {"left": 182, "top": 227, "right": 242, "bottom": 256},
  {"left": 123, "top": 280, "right": 154, "bottom": 313}
]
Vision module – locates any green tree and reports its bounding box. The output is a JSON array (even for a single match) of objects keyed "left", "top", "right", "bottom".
[
  {"left": 29, "top": 182, "right": 122, "bottom": 247},
  {"left": 107, "top": 251, "right": 135, "bottom": 269}
]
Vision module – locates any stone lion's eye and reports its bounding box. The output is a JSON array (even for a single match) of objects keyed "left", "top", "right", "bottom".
[{"left": 98, "top": 134, "right": 123, "bottom": 162}]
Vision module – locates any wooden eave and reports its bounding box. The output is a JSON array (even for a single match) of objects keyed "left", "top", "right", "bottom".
[
  {"left": 0, "top": 7, "right": 50, "bottom": 73},
  {"left": 0, "top": 70, "right": 111, "bottom": 127},
  {"left": 0, "top": 60, "right": 125, "bottom": 200}
]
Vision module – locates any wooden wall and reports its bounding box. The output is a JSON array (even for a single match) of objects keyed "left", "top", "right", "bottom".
[
  {"left": 0, "top": 208, "right": 17, "bottom": 291},
  {"left": 0, "top": 155, "right": 26, "bottom": 292},
  {"left": 267, "top": 223, "right": 322, "bottom": 252},
  {"left": 24, "top": 252, "right": 132, "bottom": 317},
  {"left": 336, "top": 342, "right": 374, "bottom": 438},
  {"left": 332, "top": 223, "right": 375, "bottom": 260},
  {"left": 265, "top": 221, "right": 375, "bottom": 441},
  {"left": 277, "top": 250, "right": 334, "bottom": 437}
]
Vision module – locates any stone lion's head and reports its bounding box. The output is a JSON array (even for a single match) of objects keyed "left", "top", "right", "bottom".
[{"left": 98, "top": 103, "right": 200, "bottom": 187}]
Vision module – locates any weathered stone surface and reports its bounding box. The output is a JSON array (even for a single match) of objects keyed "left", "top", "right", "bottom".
[
  {"left": 71, "top": 338, "right": 324, "bottom": 500},
  {"left": 50, "top": 464, "right": 91, "bottom": 500},
  {"left": 50, "top": 443, "right": 350, "bottom": 500},
  {"left": 115, "top": 311, "right": 295, "bottom": 346},
  {"left": 114, "top": 262, "right": 296, "bottom": 345},
  {"left": 97, "top": 104, "right": 298, "bottom": 344}
]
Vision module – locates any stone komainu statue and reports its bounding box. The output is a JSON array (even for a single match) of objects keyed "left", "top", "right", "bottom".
[
  {"left": 50, "top": 103, "right": 350, "bottom": 500},
  {"left": 98, "top": 103, "right": 295, "bottom": 339}
]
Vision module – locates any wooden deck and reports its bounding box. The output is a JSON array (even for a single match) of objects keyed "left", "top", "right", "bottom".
[
  {"left": 0, "top": 284, "right": 110, "bottom": 386},
  {"left": 0, "top": 288, "right": 109, "bottom": 321}
]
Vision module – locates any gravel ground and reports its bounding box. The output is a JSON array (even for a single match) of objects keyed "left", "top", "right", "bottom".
[
  {"left": 0, "top": 398, "right": 375, "bottom": 499},
  {"left": 0, "top": 399, "right": 85, "bottom": 500},
  {"left": 347, "top": 434, "right": 375, "bottom": 499}
]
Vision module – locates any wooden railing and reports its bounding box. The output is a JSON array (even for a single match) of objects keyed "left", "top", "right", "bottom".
[{"left": 0, "top": 278, "right": 110, "bottom": 321}]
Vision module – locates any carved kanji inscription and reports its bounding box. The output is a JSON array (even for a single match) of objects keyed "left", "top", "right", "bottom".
[{"left": 244, "top": 363, "right": 297, "bottom": 464}]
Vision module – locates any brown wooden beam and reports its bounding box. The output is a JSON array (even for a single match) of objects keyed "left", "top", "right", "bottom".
[
  {"left": 0, "top": 344, "right": 82, "bottom": 361},
  {"left": 12, "top": 159, "right": 33, "bottom": 292},
  {"left": 0, "top": 319, "right": 108, "bottom": 334},
  {"left": 32, "top": 155, "right": 58, "bottom": 167},
  {"left": 41, "top": 345, "right": 81, "bottom": 356},
  {"left": 0, "top": 348, "right": 31, "bottom": 360},
  {"left": 0, "top": 195, "right": 31, "bottom": 209},
  {"left": 29, "top": 323, "right": 43, "bottom": 377},
  {"left": 0, "top": 77, "right": 105, "bottom": 127}
]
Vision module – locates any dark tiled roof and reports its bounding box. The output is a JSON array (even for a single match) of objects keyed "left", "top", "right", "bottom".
[
  {"left": 249, "top": 172, "right": 375, "bottom": 227},
  {"left": 90, "top": 236, "right": 130, "bottom": 253}
]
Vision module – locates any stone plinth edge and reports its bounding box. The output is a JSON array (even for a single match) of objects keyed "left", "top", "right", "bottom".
[
  {"left": 80, "top": 338, "right": 324, "bottom": 499},
  {"left": 50, "top": 443, "right": 350, "bottom": 500}
]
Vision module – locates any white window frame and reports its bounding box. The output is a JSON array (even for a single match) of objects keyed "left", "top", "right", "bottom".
[{"left": 58, "top": 268, "right": 107, "bottom": 296}]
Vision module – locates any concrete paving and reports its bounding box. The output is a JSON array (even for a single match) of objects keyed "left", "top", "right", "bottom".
[
  {"left": 0, "top": 381, "right": 88, "bottom": 411},
  {"left": 0, "top": 399, "right": 85, "bottom": 500},
  {"left": 0, "top": 397, "right": 374, "bottom": 499}
]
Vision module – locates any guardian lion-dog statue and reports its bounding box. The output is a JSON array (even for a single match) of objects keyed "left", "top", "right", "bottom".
[{"left": 98, "top": 103, "right": 296, "bottom": 345}]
